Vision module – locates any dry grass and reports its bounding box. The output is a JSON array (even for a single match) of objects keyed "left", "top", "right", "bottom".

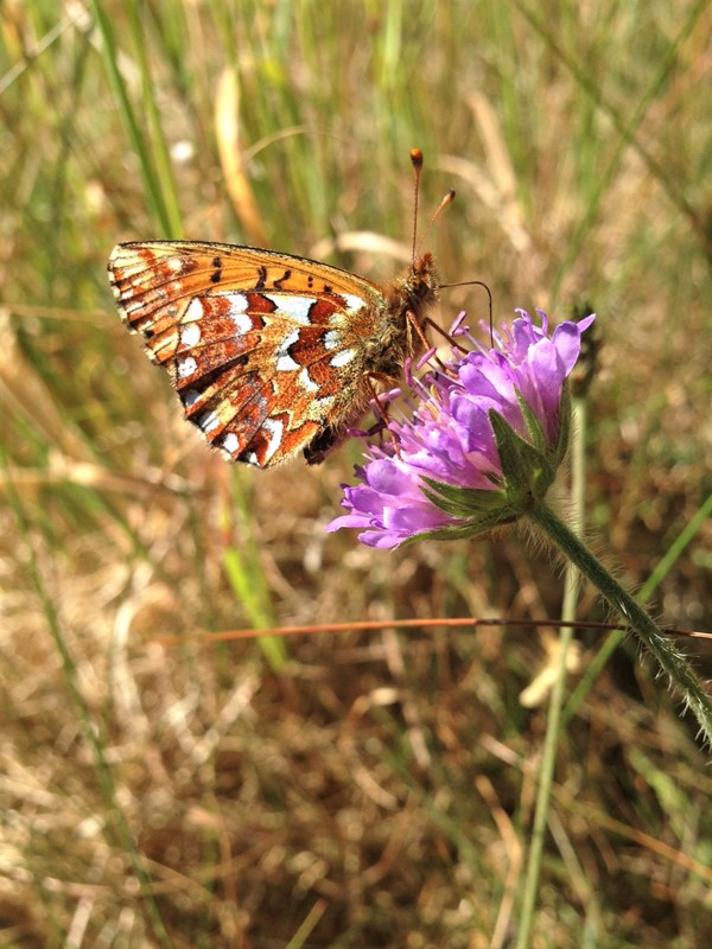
[{"left": 1, "top": 1, "right": 711, "bottom": 946}]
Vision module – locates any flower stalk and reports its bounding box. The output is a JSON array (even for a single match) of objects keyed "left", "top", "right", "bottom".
[{"left": 527, "top": 499, "right": 712, "bottom": 746}]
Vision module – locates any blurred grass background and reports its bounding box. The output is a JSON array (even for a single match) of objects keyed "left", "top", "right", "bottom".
[{"left": 1, "top": 0, "right": 712, "bottom": 946}]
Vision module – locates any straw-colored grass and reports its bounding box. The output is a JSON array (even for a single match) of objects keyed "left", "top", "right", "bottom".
[{"left": 1, "top": 1, "right": 711, "bottom": 945}]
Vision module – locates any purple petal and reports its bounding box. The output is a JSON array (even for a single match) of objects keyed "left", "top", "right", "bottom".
[
  {"left": 326, "top": 514, "right": 372, "bottom": 532},
  {"left": 551, "top": 320, "right": 585, "bottom": 375},
  {"left": 342, "top": 486, "right": 387, "bottom": 516},
  {"left": 366, "top": 458, "right": 421, "bottom": 497},
  {"left": 358, "top": 529, "right": 405, "bottom": 549},
  {"left": 383, "top": 503, "right": 449, "bottom": 532}
]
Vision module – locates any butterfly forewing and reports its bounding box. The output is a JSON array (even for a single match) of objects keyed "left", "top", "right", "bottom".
[{"left": 108, "top": 241, "right": 388, "bottom": 467}]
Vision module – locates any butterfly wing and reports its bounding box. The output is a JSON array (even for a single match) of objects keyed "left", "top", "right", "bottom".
[{"left": 108, "top": 241, "right": 386, "bottom": 467}]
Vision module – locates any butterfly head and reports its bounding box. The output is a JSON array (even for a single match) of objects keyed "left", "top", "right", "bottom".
[
  {"left": 409, "top": 251, "right": 439, "bottom": 303},
  {"left": 386, "top": 250, "right": 439, "bottom": 329}
]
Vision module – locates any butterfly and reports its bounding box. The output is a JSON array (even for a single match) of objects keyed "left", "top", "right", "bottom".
[{"left": 107, "top": 151, "right": 442, "bottom": 468}]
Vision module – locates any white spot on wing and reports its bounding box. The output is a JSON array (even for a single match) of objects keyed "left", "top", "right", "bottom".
[
  {"left": 197, "top": 410, "right": 220, "bottom": 433},
  {"left": 245, "top": 452, "right": 259, "bottom": 467},
  {"left": 343, "top": 293, "right": 365, "bottom": 313},
  {"left": 226, "top": 293, "right": 252, "bottom": 332},
  {"left": 168, "top": 257, "right": 184, "bottom": 273},
  {"left": 279, "top": 328, "right": 300, "bottom": 351},
  {"left": 177, "top": 356, "right": 197, "bottom": 378},
  {"left": 298, "top": 367, "right": 319, "bottom": 393},
  {"left": 277, "top": 354, "right": 300, "bottom": 372},
  {"left": 180, "top": 323, "right": 201, "bottom": 347},
  {"left": 324, "top": 330, "right": 340, "bottom": 350},
  {"left": 330, "top": 348, "right": 357, "bottom": 368},
  {"left": 276, "top": 327, "right": 301, "bottom": 371},
  {"left": 263, "top": 293, "right": 314, "bottom": 324},
  {"left": 232, "top": 311, "right": 252, "bottom": 334},
  {"left": 226, "top": 292, "right": 249, "bottom": 313},
  {"left": 184, "top": 298, "right": 204, "bottom": 321},
  {"left": 262, "top": 418, "right": 284, "bottom": 464},
  {"left": 222, "top": 432, "right": 239, "bottom": 453}
]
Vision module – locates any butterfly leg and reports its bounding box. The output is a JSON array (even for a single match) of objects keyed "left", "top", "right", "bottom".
[
  {"left": 363, "top": 372, "right": 405, "bottom": 450},
  {"left": 345, "top": 418, "right": 387, "bottom": 439},
  {"left": 345, "top": 373, "right": 396, "bottom": 438},
  {"left": 405, "top": 310, "right": 450, "bottom": 374},
  {"left": 417, "top": 314, "right": 468, "bottom": 354},
  {"left": 405, "top": 311, "right": 467, "bottom": 386}
]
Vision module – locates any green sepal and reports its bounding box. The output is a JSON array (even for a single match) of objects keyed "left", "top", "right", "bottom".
[
  {"left": 489, "top": 409, "right": 555, "bottom": 505},
  {"left": 400, "top": 509, "right": 518, "bottom": 547},
  {"left": 551, "top": 382, "right": 571, "bottom": 468},
  {"left": 514, "top": 387, "right": 547, "bottom": 456},
  {"left": 422, "top": 477, "right": 508, "bottom": 518}
]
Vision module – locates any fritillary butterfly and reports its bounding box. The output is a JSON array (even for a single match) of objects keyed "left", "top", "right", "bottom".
[{"left": 107, "top": 150, "right": 441, "bottom": 467}]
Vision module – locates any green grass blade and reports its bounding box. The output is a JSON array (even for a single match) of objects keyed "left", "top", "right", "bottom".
[
  {"left": 125, "top": 0, "right": 183, "bottom": 238},
  {"left": 89, "top": 0, "right": 172, "bottom": 234}
]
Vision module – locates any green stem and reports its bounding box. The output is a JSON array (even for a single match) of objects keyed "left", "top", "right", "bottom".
[
  {"left": 516, "top": 398, "right": 586, "bottom": 949},
  {"left": 528, "top": 501, "right": 712, "bottom": 747},
  {"left": 563, "top": 492, "right": 712, "bottom": 725}
]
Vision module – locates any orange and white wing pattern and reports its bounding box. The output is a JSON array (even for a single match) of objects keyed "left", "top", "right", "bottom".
[{"left": 108, "top": 241, "right": 387, "bottom": 467}]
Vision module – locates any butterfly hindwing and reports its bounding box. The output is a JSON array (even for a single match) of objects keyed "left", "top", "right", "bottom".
[{"left": 108, "top": 241, "right": 386, "bottom": 466}]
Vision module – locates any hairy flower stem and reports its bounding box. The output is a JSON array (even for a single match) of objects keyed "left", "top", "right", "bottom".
[{"left": 528, "top": 500, "right": 712, "bottom": 746}]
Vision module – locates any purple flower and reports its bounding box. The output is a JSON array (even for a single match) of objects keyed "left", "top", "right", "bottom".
[{"left": 327, "top": 309, "right": 596, "bottom": 548}]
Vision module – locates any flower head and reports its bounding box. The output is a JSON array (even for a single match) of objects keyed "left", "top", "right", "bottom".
[{"left": 327, "top": 308, "right": 596, "bottom": 548}]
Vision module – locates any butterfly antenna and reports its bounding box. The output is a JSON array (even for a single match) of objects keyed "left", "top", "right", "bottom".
[
  {"left": 431, "top": 189, "right": 456, "bottom": 226},
  {"left": 409, "top": 148, "right": 423, "bottom": 270},
  {"left": 438, "top": 279, "right": 495, "bottom": 345},
  {"left": 421, "top": 187, "right": 457, "bottom": 249}
]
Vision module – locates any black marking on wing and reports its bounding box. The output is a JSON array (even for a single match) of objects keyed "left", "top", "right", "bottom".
[
  {"left": 273, "top": 268, "right": 292, "bottom": 289},
  {"left": 303, "top": 424, "right": 341, "bottom": 466},
  {"left": 177, "top": 353, "right": 250, "bottom": 397}
]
